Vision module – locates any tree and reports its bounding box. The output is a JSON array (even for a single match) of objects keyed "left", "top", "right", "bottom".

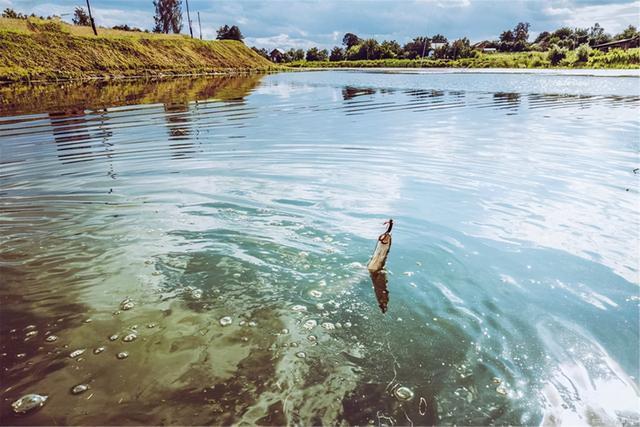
[
  {"left": 432, "top": 43, "right": 449, "bottom": 59},
  {"left": 2, "top": 8, "right": 23, "bottom": 18},
  {"left": 575, "top": 43, "right": 591, "bottom": 62},
  {"left": 113, "top": 24, "right": 144, "bottom": 32},
  {"left": 534, "top": 31, "right": 550, "bottom": 44},
  {"left": 403, "top": 37, "right": 430, "bottom": 59},
  {"left": 359, "top": 38, "right": 381, "bottom": 60},
  {"left": 329, "top": 47, "right": 345, "bottom": 61},
  {"left": 152, "top": 0, "right": 182, "bottom": 34},
  {"left": 342, "top": 33, "right": 361, "bottom": 49},
  {"left": 251, "top": 46, "right": 269, "bottom": 59},
  {"left": 380, "top": 40, "right": 402, "bottom": 58},
  {"left": 615, "top": 25, "right": 639, "bottom": 41},
  {"left": 216, "top": 25, "right": 244, "bottom": 41},
  {"left": 448, "top": 37, "right": 473, "bottom": 59},
  {"left": 573, "top": 28, "right": 589, "bottom": 46},
  {"left": 513, "top": 22, "right": 530, "bottom": 42},
  {"left": 500, "top": 29, "right": 514, "bottom": 44},
  {"left": 286, "top": 48, "right": 305, "bottom": 61},
  {"left": 588, "top": 23, "right": 610, "bottom": 46},
  {"left": 548, "top": 44, "right": 567, "bottom": 65},
  {"left": 72, "top": 7, "right": 90, "bottom": 26},
  {"left": 431, "top": 34, "right": 448, "bottom": 43},
  {"left": 306, "top": 47, "right": 328, "bottom": 61}
]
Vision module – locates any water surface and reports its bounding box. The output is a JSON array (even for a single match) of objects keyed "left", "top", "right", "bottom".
[{"left": 1, "top": 70, "right": 639, "bottom": 425}]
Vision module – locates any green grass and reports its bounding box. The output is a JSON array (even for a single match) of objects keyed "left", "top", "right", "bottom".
[
  {"left": 0, "top": 17, "right": 277, "bottom": 82},
  {"left": 288, "top": 49, "right": 640, "bottom": 69}
]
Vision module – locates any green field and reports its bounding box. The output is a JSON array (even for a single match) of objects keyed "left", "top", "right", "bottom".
[
  {"left": 288, "top": 49, "right": 640, "bottom": 69},
  {"left": 0, "top": 17, "right": 276, "bottom": 82}
]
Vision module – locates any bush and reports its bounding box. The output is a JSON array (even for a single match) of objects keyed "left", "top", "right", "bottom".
[
  {"left": 26, "top": 17, "right": 67, "bottom": 33},
  {"left": 548, "top": 44, "right": 567, "bottom": 65},
  {"left": 575, "top": 44, "right": 591, "bottom": 62}
]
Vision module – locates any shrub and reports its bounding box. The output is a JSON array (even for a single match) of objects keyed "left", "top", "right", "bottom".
[
  {"left": 548, "top": 44, "right": 566, "bottom": 65},
  {"left": 575, "top": 44, "right": 591, "bottom": 62},
  {"left": 26, "top": 17, "right": 67, "bottom": 33}
]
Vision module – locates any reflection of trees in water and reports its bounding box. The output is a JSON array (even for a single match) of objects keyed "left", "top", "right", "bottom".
[
  {"left": 342, "top": 86, "right": 377, "bottom": 100},
  {"left": 405, "top": 89, "right": 445, "bottom": 99},
  {"left": 48, "top": 109, "right": 113, "bottom": 167},
  {"left": 163, "top": 102, "right": 196, "bottom": 159},
  {"left": 3, "top": 75, "right": 264, "bottom": 116},
  {"left": 493, "top": 92, "right": 521, "bottom": 112}
]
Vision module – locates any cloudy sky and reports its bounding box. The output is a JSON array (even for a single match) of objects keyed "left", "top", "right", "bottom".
[{"left": 3, "top": 0, "right": 639, "bottom": 49}]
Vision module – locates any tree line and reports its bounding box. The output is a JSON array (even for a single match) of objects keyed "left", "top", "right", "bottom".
[
  {"left": 3, "top": 4, "right": 638, "bottom": 62},
  {"left": 252, "top": 22, "right": 639, "bottom": 63}
]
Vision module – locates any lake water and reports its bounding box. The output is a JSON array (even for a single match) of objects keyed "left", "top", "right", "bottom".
[{"left": 1, "top": 70, "right": 638, "bottom": 426}]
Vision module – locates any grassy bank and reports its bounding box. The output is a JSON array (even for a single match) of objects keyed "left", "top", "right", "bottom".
[
  {"left": 288, "top": 49, "right": 640, "bottom": 69},
  {"left": 0, "top": 18, "right": 276, "bottom": 82}
]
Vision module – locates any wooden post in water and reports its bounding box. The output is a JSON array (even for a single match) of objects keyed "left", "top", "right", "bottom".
[
  {"left": 86, "top": 0, "right": 97, "bottom": 36},
  {"left": 197, "top": 11, "right": 202, "bottom": 40},
  {"left": 185, "top": 0, "right": 193, "bottom": 38}
]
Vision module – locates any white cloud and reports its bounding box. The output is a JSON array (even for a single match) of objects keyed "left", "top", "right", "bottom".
[
  {"left": 245, "top": 33, "right": 320, "bottom": 50},
  {"left": 544, "top": 1, "right": 640, "bottom": 34}
]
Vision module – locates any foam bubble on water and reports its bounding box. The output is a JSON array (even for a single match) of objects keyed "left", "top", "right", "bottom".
[
  {"left": 321, "top": 322, "right": 335, "bottom": 330},
  {"left": 394, "top": 386, "right": 415, "bottom": 401},
  {"left": 123, "top": 333, "right": 137, "bottom": 342},
  {"left": 219, "top": 316, "right": 233, "bottom": 326},
  {"left": 117, "top": 351, "right": 129, "bottom": 359},
  {"left": 109, "top": 334, "right": 119, "bottom": 341},
  {"left": 11, "top": 394, "right": 47, "bottom": 414},
  {"left": 310, "top": 290, "right": 322, "bottom": 298},
  {"left": 295, "top": 351, "right": 307, "bottom": 358},
  {"left": 291, "top": 305, "right": 307, "bottom": 312},
  {"left": 93, "top": 347, "right": 105, "bottom": 354},
  {"left": 120, "top": 298, "right": 135, "bottom": 311},
  {"left": 71, "top": 384, "right": 89, "bottom": 395},
  {"left": 69, "top": 349, "right": 85, "bottom": 358},
  {"left": 303, "top": 320, "right": 317, "bottom": 330},
  {"left": 45, "top": 335, "right": 58, "bottom": 342}
]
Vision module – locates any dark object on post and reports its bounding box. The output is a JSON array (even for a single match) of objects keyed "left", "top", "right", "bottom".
[
  {"left": 367, "top": 219, "right": 393, "bottom": 272},
  {"left": 85, "top": 0, "right": 97, "bottom": 36}
]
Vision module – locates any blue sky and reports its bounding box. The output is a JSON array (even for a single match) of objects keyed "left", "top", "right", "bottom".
[{"left": 4, "top": 0, "right": 639, "bottom": 49}]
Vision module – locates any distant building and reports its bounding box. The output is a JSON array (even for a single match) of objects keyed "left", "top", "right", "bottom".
[
  {"left": 593, "top": 36, "right": 640, "bottom": 52},
  {"left": 431, "top": 42, "right": 447, "bottom": 51},
  {"left": 472, "top": 41, "right": 497, "bottom": 53},
  {"left": 269, "top": 49, "right": 284, "bottom": 63}
]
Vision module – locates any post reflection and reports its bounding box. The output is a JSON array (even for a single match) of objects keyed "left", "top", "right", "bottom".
[{"left": 370, "top": 270, "right": 389, "bottom": 313}]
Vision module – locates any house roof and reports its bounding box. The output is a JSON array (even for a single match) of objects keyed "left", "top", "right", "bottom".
[{"left": 593, "top": 35, "right": 640, "bottom": 49}]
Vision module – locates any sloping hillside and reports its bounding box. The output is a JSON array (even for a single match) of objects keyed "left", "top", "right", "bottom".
[{"left": 0, "top": 18, "right": 276, "bottom": 82}]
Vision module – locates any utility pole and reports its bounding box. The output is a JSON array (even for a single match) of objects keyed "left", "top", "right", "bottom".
[
  {"left": 420, "top": 37, "right": 428, "bottom": 66},
  {"left": 197, "top": 11, "right": 202, "bottom": 40},
  {"left": 86, "top": 0, "right": 97, "bottom": 36},
  {"left": 185, "top": 0, "right": 193, "bottom": 38}
]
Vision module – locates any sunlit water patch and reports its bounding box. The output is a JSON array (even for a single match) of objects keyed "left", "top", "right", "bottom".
[{"left": 0, "top": 71, "right": 638, "bottom": 425}]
